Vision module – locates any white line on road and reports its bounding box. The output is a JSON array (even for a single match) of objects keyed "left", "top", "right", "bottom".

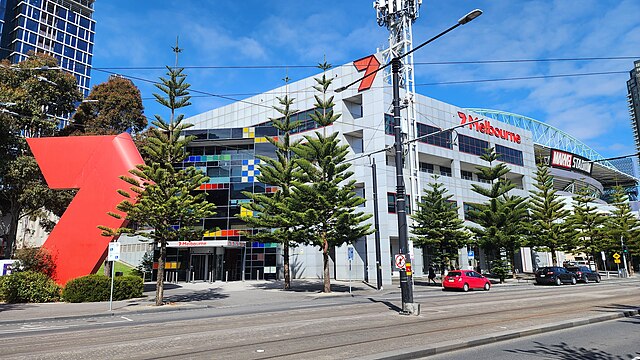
[{"left": 121, "top": 316, "right": 133, "bottom": 322}]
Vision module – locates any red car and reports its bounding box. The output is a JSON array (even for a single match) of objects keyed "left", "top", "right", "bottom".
[{"left": 442, "top": 270, "right": 491, "bottom": 292}]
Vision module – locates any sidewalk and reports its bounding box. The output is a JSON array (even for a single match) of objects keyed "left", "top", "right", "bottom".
[
  {"left": 0, "top": 275, "right": 635, "bottom": 324},
  {"left": 0, "top": 279, "right": 379, "bottom": 324}
]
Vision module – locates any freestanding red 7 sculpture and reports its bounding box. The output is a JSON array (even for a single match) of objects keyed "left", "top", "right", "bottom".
[{"left": 27, "top": 133, "right": 143, "bottom": 285}]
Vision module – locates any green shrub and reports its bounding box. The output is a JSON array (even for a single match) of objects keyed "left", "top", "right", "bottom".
[
  {"left": 0, "top": 271, "right": 61, "bottom": 303},
  {"left": 62, "top": 274, "right": 143, "bottom": 303},
  {"left": 114, "top": 276, "right": 143, "bottom": 300},
  {"left": 62, "top": 274, "right": 110, "bottom": 303}
]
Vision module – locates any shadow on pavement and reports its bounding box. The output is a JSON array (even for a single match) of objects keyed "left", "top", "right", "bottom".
[
  {"left": 593, "top": 303, "right": 640, "bottom": 313},
  {"left": 505, "top": 341, "right": 634, "bottom": 360},
  {"left": 0, "top": 303, "right": 36, "bottom": 313},
  {"left": 366, "top": 298, "right": 402, "bottom": 312},
  {"left": 249, "top": 280, "right": 365, "bottom": 294},
  {"left": 161, "top": 289, "right": 229, "bottom": 303},
  {"left": 143, "top": 282, "right": 181, "bottom": 293}
]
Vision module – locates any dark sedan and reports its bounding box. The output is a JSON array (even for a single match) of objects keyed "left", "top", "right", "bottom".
[
  {"left": 566, "top": 266, "right": 601, "bottom": 283},
  {"left": 535, "top": 266, "right": 577, "bottom": 285}
]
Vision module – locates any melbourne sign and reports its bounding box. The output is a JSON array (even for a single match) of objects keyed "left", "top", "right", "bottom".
[
  {"left": 549, "top": 149, "right": 592, "bottom": 175},
  {"left": 457, "top": 111, "right": 522, "bottom": 144}
]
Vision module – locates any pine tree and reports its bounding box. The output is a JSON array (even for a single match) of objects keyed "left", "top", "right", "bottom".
[
  {"left": 411, "top": 176, "right": 470, "bottom": 275},
  {"left": 603, "top": 186, "right": 639, "bottom": 273},
  {"left": 100, "top": 66, "right": 216, "bottom": 306},
  {"left": 289, "top": 63, "right": 372, "bottom": 293},
  {"left": 527, "top": 163, "right": 572, "bottom": 265},
  {"left": 469, "top": 148, "right": 527, "bottom": 280},
  {"left": 567, "top": 188, "right": 608, "bottom": 271},
  {"left": 239, "top": 95, "right": 302, "bottom": 290}
]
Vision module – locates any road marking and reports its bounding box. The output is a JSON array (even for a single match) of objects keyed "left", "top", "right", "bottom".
[{"left": 121, "top": 316, "right": 133, "bottom": 322}]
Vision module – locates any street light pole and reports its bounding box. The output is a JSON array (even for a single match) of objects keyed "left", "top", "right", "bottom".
[
  {"left": 336, "top": 9, "right": 483, "bottom": 316},
  {"left": 391, "top": 57, "right": 418, "bottom": 314}
]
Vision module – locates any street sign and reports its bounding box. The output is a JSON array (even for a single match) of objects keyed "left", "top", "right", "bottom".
[
  {"left": 614, "top": 259, "right": 621, "bottom": 264},
  {"left": 348, "top": 247, "right": 354, "bottom": 261},
  {"left": 613, "top": 253, "right": 621, "bottom": 260},
  {"left": 468, "top": 250, "right": 475, "bottom": 259},
  {"left": 394, "top": 254, "right": 406, "bottom": 269},
  {"left": 107, "top": 242, "right": 120, "bottom": 262}
]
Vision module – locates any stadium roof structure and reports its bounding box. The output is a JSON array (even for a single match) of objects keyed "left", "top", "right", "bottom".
[{"left": 467, "top": 108, "right": 638, "bottom": 188}]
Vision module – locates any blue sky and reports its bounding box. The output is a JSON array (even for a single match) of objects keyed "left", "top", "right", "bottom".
[{"left": 90, "top": 0, "right": 640, "bottom": 158}]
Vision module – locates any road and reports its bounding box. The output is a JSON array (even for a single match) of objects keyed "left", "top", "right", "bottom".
[
  {"left": 1, "top": 280, "right": 638, "bottom": 359},
  {"left": 426, "top": 315, "right": 640, "bottom": 359}
]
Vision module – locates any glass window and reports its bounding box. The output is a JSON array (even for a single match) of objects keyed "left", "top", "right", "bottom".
[
  {"left": 440, "top": 166, "right": 452, "bottom": 177},
  {"left": 77, "top": 39, "right": 87, "bottom": 51},
  {"left": 79, "top": 16, "right": 90, "bottom": 29},
  {"left": 417, "top": 123, "right": 453, "bottom": 149},
  {"left": 387, "top": 193, "right": 396, "bottom": 213},
  {"left": 463, "top": 203, "right": 479, "bottom": 221},
  {"left": 419, "top": 162, "right": 434, "bottom": 173},
  {"left": 384, "top": 114, "right": 395, "bottom": 135},
  {"left": 206, "top": 128, "right": 230, "bottom": 140},
  {"left": 495, "top": 144, "right": 524, "bottom": 166},
  {"left": 26, "top": 18, "right": 38, "bottom": 31},
  {"left": 63, "top": 45, "right": 74, "bottom": 58},
  {"left": 56, "top": 7, "right": 67, "bottom": 18},
  {"left": 355, "top": 185, "right": 365, "bottom": 207},
  {"left": 458, "top": 134, "right": 489, "bottom": 156},
  {"left": 461, "top": 170, "right": 473, "bottom": 180}
]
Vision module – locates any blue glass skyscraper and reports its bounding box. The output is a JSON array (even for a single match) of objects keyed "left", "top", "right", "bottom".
[{"left": 0, "top": 0, "right": 95, "bottom": 96}]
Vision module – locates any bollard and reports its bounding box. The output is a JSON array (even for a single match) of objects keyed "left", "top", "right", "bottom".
[
  {"left": 257, "top": 270, "right": 261, "bottom": 281},
  {"left": 225, "top": 271, "right": 228, "bottom": 282}
]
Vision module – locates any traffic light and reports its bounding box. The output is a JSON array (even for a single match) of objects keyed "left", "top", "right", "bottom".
[{"left": 623, "top": 245, "right": 628, "bottom": 254}]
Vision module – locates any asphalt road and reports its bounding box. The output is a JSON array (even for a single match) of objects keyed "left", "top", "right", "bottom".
[
  {"left": 1, "top": 280, "right": 638, "bottom": 359},
  {"left": 426, "top": 315, "right": 640, "bottom": 360}
]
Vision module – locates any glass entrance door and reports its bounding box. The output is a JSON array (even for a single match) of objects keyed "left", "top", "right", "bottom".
[{"left": 190, "top": 254, "right": 207, "bottom": 281}]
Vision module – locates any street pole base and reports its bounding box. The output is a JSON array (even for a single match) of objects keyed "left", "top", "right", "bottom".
[{"left": 401, "top": 302, "right": 420, "bottom": 316}]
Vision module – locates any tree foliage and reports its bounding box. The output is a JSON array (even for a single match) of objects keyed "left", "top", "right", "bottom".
[
  {"left": 411, "top": 176, "right": 470, "bottom": 274},
  {"left": 468, "top": 148, "right": 527, "bottom": 278},
  {"left": 289, "top": 64, "right": 372, "bottom": 293},
  {"left": 0, "top": 53, "right": 81, "bottom": 259},
  {"left": 567, "top": 188, "right": 608, "bottom": 271},
  {"left": 602, "top": 186, "right": 639, "bottom": 270},
  {"left": 64, "top": 75, "right": 146, "bottom": 135},
  {"left": 239, "top": 95, "right": 302, "bottom": 290},
  {"left": 526, "top": 163, "right": 573, "bottom": 265},
  {"left": 100, "top": 66, "right": 215, "bottom": 305}
]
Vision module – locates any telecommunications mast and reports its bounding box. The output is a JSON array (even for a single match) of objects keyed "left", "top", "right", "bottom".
[{"left": 373, "top": 0, "right": 421, "bottom": 248}]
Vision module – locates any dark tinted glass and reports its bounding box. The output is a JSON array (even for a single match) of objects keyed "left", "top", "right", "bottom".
[{"left": 447, "top": 271, "right": 461, "bottom": 277}]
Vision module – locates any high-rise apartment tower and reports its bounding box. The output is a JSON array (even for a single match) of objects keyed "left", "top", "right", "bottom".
[
  {"left": 0, "top": 0, "right": 95, "bottom": 96},
  {"left": 628, "top": 60, "right": 640, "bottom": 153}
]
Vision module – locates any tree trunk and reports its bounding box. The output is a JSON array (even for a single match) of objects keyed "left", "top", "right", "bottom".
[
  {"left": 550, "top": 247, "right": 557, "bottom": 267},
  {"left": 593, "top": 251, "right": 600, "bottom": 272},
  {"left": 283, "top": 241, "right": 290, "bottom": 290},
  {"left": 155, "top": 243, "right": 166, "bottom": 306},
  {"left": 3, "top": 211, "right": 19, "bottom": 259},
  {"left": 509, "top": 248, "right": 517, "bottom": 279},
  {"left": 103, "top": 259, "right": 112, "bottom": 277},
  {"left": 322, "top": 238, "right": 330, "bottom": 293}
]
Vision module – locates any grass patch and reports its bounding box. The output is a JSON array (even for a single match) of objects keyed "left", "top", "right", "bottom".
[{"left": 96, "top": 261, "right": 137, "bottom": 277}]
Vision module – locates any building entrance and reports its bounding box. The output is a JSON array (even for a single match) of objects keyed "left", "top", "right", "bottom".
[{"left": 189, "top": 253, "right": 218, "bottom": 282}]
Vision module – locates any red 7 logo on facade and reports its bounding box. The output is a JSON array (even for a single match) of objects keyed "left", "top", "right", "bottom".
[
  {"left": 27, "top": 133, "right": 143, "bottom": 285},
  {"left": 353, "top": 54, "right": 381, "bottom": 92}
]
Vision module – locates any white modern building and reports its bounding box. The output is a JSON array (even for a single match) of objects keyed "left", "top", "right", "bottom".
[{"left": 166, "top": 53, "right": 638, "bottom": 285}]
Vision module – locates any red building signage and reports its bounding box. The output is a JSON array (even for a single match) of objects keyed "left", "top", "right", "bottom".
[
  {"left": 353, "top": 54, "right": 381, "bottom": 92},
  {"left": 549, "top": 149, "right": 592, "bottom": 175},
  {"left": 27, "top": 134, "right": 144, "bottom": 285},
  {"left": 458, "top": 111, "right": 522, "bottom": 144}
]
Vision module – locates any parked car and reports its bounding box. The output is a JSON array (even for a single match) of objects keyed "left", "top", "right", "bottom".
[
  {"left": 535, "top": 266, "right": 577, "bottom": 285},
  {"left": 442, "top": 270, "right": 491, "bottom": 292},
  {"left": 566, "top": 266, "right": 601, "bottom": 283}
]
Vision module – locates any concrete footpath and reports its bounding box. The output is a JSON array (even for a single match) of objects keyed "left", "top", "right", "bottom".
[{"left": 0, "top": 275, "right": 632, "bottom": 324}]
